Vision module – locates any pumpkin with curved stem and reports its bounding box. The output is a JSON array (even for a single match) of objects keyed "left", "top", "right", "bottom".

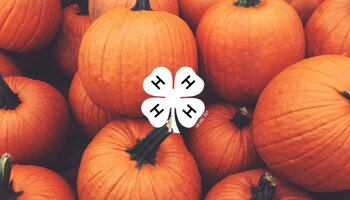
[
  {"left": 0, "top": 76, "right": 69, "bottom": 164},
  {"left": 186, "top": 103, "right": 260, "bottom": 186},
  {"left": 79, "top": 0, "right": 197, "bottom": 116},
  {"left": 54, "top": 0, "right": 91, "bottom": 78},
  {"left": 205, "top": 169, "right": 313, "bottom": 200},
  {"left": 78, "top": 119, "right": 201, "bottom": 200},
  {"left": 0, "top": 0, "right": 62, "bottom": 52},
  {"left": 196, "top": 0, "right": 304, "bottom": 105},
  {"left": 0, "top": 50, "right": 22, "bottom": 77},
  {"left": 253, "top": 55, "right": 350, "bottom": 192},
  {"left": 288, "top": 0, "right": 324, "bottom": 26}
]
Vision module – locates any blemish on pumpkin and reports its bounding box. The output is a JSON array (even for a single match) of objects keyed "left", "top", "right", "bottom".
[{"left": 341, "top": 91, "right": 350, "bottom": 101}]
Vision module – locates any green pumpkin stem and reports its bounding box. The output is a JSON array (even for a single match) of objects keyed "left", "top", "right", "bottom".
[
  {"left": 0, "top": 76, "right": 21, "bottom": 110},
  {"left": 234, "top": 0, "right": 261, "bottom": 7},
  {"left": 0, "top": 154, "right": 23, "bottom": 200},
  {"left": 341, "top": 91, "right": 350, "bottom": 101},
  {"left": 251, "top": 173, "right": 277, "bottom": 200},
  {"left": 231, "top": 107, "right": 250, "bottom": 130},
  {"left": 131, "top": 0, "right": 152, "bottom": 11},
  {"left": 77, "top": 0, "right": 89, "bottom": 15},
  {"left": 126, "top": 120, "right": 172, "bottom": 169}
]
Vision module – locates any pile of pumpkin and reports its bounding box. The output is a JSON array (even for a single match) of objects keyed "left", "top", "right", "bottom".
[{"left": 0, "top": 0, "right": 349, "bottom": 199}]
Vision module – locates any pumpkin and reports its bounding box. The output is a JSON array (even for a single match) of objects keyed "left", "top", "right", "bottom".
[
  {"left": 69, "top": 73, "right": 113, "bottom": 138},
  {"left": 253, "top": 55, "right": 350, "bottom": 192},
  {"left": 0, "top": 0, "right": 62, "bottom": 52},
  {"left": 0, "top": 154, "right": 75, "bottom": 199},
  {"left": 78, "top": 119, "right": 201, "bottom": 200},
  {"left": 0, "top": 50, "right": 22, "bottom": 77},
  {"left": 196, "top": 0, "right": 305, "bottom": 105},
  {"left": 0, "top": 76, "right": 70, "bottom": 164},
  {"left": 54, "top": 0, "right": 91, "bottom": 78},
  {"left": 186, "top": 103, "right": 260, "bottom": 186},
  {"left": 288, "top": 0, "right": 324, "bottom": 26},
  {"left": 89, "top": 0, "right": 179, "bottom": 22},
  {"left": 205, "top": 169, "right": 313, "bottom": 200},
  {"left": 79, "top": 0, "right": 198, "bottom": 116},
  {"left": 305, "top": 0, "right": 350, "bottom": 57}
]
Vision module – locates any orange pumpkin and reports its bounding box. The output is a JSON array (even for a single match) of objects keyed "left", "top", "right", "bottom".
[
  {"left": 253, "top": 55, "right": 350, "bottom": 192},
  {"left": 79, "top": 0, "right": 197, "bottom": 116},
  {"left": 305, "top": 0, "right": 350, "bottom": 57},
  {"left": 0, "top": 76, "right": 70, "bottom": 164},
  {"left": 78, "top": 119, "right": 201, "bottom": 200},
  {"left": 69, "top": 73, "right": 113, "bottom": 138},
  {"left": 187, "top": 103, "right": 260, "bottom": 186},
  {"left": 196, "top": 0, "right": 305, "bottom": 105},
  {"left": 0, "top": 50, "right": 22, "bottom": 77},
  {"left": 0, "top": 0, "right": 62, "bottom": 52},
  {"left": 54, "top": 0, "right": 91, "bottom": 77},
  {"left": 288, "top": 0, "right": 324, "bottom": 26},
  {"left": 0, "top": 154, "right": 75, "bottom": 199},
  {"left": 205, "top": 169, "right": 313, "bottom": 200}
]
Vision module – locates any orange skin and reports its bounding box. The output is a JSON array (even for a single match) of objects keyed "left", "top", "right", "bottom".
[
  {"left": 89, "top": 0, "right": 179, "bottom": 22},
  {"left": 288, "top": 0, "right": 324, "bottom": 26},
  {"left": 68, "top": 73, "right": 113, "bottom": 138},
  {"left": 12, "top": 165, "right": 75, "bottom": 199},
  {"left": 306, "top": 0, "right": 350, "bottom": 57},
  {"left": 54, "top": 4, "right": 91, "bottom": 78},
  {"left": 0, "top": 50, "right": 22, "bottom": 76},
  {"left": 196, "top": 0, "right": 305, "bottom": 105},
  {"left": 79, "top": 8, "right": 197, "bottom": 116},
  {"left": 78, "top": 119, "right": 202, "bottom": 200},
  {"left": 205, "top": 169, "right": 313, "bottom": 200},
  {"left": 0, "top": 0, "right": 62, "bottom": 52},
  {"left": 253, "top": 55, "right": 350, "bottom": 192}
]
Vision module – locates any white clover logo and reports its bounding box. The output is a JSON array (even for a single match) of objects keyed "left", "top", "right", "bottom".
[{"left": 142, "top": 67, "right": 205, "bottom": 133}]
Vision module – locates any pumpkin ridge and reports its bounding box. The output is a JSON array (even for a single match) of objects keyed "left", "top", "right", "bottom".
[
  {"left": 250, "top": 172, "right": 277, "bottom": 200},
  {"left": 77, "top": 0, "right": 89, "bottom": 15},
  {"left": 131, "top": 0, "right": 152, "bottom": 11},
  {"left": 0, "top": 154, "right": 23, "bottom": 200},
  {"left": 231, "top": 107, "right": 250, "bottom": 130},
  {"left": 341, "top": 91, "right": 350, "bottom": 101},
  {"left": 0, "top": 76, "right": 21, "bottom": 110},
  {"left": 235, "top": 0, "right": 261, "bottom": 7}
]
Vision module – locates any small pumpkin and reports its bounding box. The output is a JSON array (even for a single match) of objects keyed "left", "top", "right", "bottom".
[
  {"left": 0, "top": 154, "right": 75, "bottom": 199},
  {"left": 78, "top": 119, "right": 201, "bottom": 200},
  {"left": 196, "top": 0, "right": 305, "bottom": 105},
  {"left": 253, "top": 55, "right": 350, "bottom": 192},
  {"left": 0, "top": 0, "right": 62, "bottom": 52},
  {"left": 0, "top": 50, "right": 22, "bottom": 77},
  {"left": 288, "top": 0, "right": 324, "bottom": 26},
  {"left": 54, "top": 0, "right": 91, "bottom": 77},
  {"left": 79, "top": 0, "right": 197, "bottom": 116},
  {"left": 0, "top": 76, "right": 70, "bottom": 164},
  {"left": 205, "top": 169, "right": 313, "bottom": 200}
]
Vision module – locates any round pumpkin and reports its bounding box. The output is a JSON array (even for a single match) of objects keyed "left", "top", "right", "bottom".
[
  {"left": 288, "top": 0, "right": 324, "bottom": 26},
  {"left": 0, "top": 0, "right": 62, "bottom": 52},
  {"left": 305, "top": 0, "right": 350, "bottom": 57},
  {"left": 0, "top": 50, "right": 22, "bottom": 77},
  {"left": 0, "top": 76, "right": 70, "bottom": 164},
  {"left": 0, "top": 154, "right": 75, "bottom": 199},
  {"left": 54, "top": 0, "right": 91, "bottom": 78},
  {"left": 196, "top": 0, "right": 305, "bottom": 105},
  {"left": 253, "top": 55, "right": 350, "bottom": 192},
  {"left": 79, "top": 0, "right": 198, "bottom": 116},
  {"left": 186, "top": 103, "right": 260, "bottom": 186},
  {"left": 78, "top": 119, "right": 201, "bottom": 200},
  {"left": 69, "top": 72, "right": 113, "bottom": 138},
  {"left": 205, "top": 169, "right": 313, "bottom": 200}
]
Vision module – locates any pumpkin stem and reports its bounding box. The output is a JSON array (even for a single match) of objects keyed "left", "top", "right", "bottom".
[
  {"left": 231, "top": 107, "right": 250, "bottom": 130},
  {"left": 126, "top": 120, "right": 172, "bottom": 169},
  {"left": 234, "top": 0, "right": 261, "bottom": 7},
  {"left": 0, "top": 154, "right": 23, "bottom": 200},
  {"left": 341, "top": 91, "right": 350, "bottom": 101},
  {"left": 0, "top": 76, "right": 21, "bottom": 110},
  {"left": 131, "top": 0, "right": 152, "bottom": 11},
  {"left": 77, "top": 0, "right": 89, "bottom": 15},
  {"left": 251, "top": 173, "right": 277, "bottom": 200}
]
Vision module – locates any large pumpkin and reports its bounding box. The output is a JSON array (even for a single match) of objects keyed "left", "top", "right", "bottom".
[
  {"left": 253, "top": 55, "right": 350, "bottom": 192},
  {"left": 0, "top": 76, "right": 70, "bottom": 164},
  {"left": 0, "top": 50, "right": 22, "bottom": 77},
  {"left": 78, "top": 119, "right": 201, "bottom": 200},
  {"left": 196, "top": 0, "right": 305, "bottom": 105},
  {"left": 0, "top": 0, "right": 62, "bottom": 52},
  {"left": 79, "top": 0, "right": 198, "bottom": 116},
  {"left": 205, "top": 169, "right": 313, "bottom": 200},
  {"left": 54, "top": 0, "right": 91, "bottom": 77},
  {"left": 305, "top": 0, "right": 350, "bottom": 57},
  {"left": 288, "top": 0, "right": 324, "bottom": 26},
  {"left": 0, "top": 154, "right": 75, "bottom": 199},
  {"left": 186, "top": 103, "right": 260, "bottom": 186}
]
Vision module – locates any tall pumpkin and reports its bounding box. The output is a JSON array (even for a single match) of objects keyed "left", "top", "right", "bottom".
[
  {"left": 79, "top": 0, "right": 198, "bottom": 116},
  {"left": 288, "top": 0, "right": 324, "bottom": 26},
  {"left": 0, "top": 76, "right": 69, "bottom": 164},
  {"left": 196, "top": 0, "right": 305, "bottom": 105},
  {"left": 78, "top": 119, "right": 201, "bottom": 200},
  {"left": 0, "top": 50, "right": 22, "bottom": 77},
  {"left": 0, "top": 0, "right": 62, "bottom": 52},
  {"left": 253, "top": 55, "right": 350, "bottom": 192}
]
